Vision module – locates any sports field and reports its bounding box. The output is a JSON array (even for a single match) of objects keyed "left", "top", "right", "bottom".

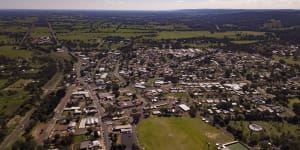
[
  {"left": 226, "top": 142, "right": 249, "bottom": 150},
  {"left": 137, "top": 117, "right": 233, "bottom": 150}
]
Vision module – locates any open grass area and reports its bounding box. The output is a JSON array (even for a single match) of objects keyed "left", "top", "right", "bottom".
[
  {"left": 228, "top": 121, "right": 300, "bottom": 140},
  {"left": 137, "top": 117, "right": 234, "bottom": 150},
  {"left": 5, "top": 79, "right": 33, "bottom": 91},
  {"left": 0, "top": 26, "right": 28, "bottom": 33},
  {"left": 0, "top": 46, "right": 33, "bottom": 60},
  {"left": 273, "top": 56, "right": 300, "bottom": 65},
  {"left": 0, "top": 35, "right": 14, "bottom": 43},
  {"left": 31, "top": 27, "right": 51, "bottom": 38},
  {"left": 50, "top": 51, "right": 72, "bottom": 62},
  {"left": 0, "top": 79, "right": 32, "bottom": 116},
  {"left": 0, "top": 90, "right": 30, "bottom": 116},
  {"left": 0, "top": 79, "right": 8, "bottom": 89},
  {"left": 73, "top": 135, "right": 89, "bottom": 143},
  {"left": 226, "top": 142, "right": 249, "bottom": 150},
  {"left": 42, "top": 72, "right": 63, "bottom": 91},
  {"left": 156, "top": 31, "right": 265, "bottom": 39},
  {"left": 58, "top": 32, "right": 152, "bottom": 42},
  {"left": 288, "top": 98, "right": 300, "bottom": 109},
  {"left": 231, "top": 40, "right": 258, "bottom": 44}
]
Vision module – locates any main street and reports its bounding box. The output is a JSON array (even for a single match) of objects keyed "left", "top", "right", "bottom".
[{"left": 76, "top": 55, "right": 110, "bottom": 150}]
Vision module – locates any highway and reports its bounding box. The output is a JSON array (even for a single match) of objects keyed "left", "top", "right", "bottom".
[
  {"left": 0, "top": 109, "right": 35, "bottom": 149},
  {"left": 48, "top": 22, "right": 60, "bottom": 45},
  {"left": 0, "top": 77, "right": 58, "bottom": 149},
  {"left": 20, "top": 21, "right": 35, "bottom": 44}
]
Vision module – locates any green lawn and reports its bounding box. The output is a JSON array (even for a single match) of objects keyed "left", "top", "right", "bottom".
[
  {"left": 288, "top": 98, "right": 300, "bottom": 109},
  {"left": 0, "top": 26, "right": 28, "bottom": 33},
  {"left": 0, "top": 46, "right": 33, "bottom": 60},
  {"left": 0, "top": 79, "right": 8, "bottom": 89},
  {"left": 0, "top": 79, "right": 32, "bottom": 116},
  {"left": 57, "top": 32, "right": 152, "bottom": 42},
  {"left": 31, "top": 27, "right": 51, "bottom": 38},
  {"left": 137, "top": 117, "right": 233, "bottom": 150},
  {"left": 5, "top": 79, "right": 33, "bottom": 91},
  {"left": 226, "top": 142, "right": 249, "bottom": 150},
  {"left": 231, "top": 40, "right": 258, "bottom": 44},
  {"left": 73, "top": 135, "right": 89, "bottom": 143},
  {"left": 228, "top": 121, "right": 299, "bottom": 140},
  {"left": 42, "top": 72, "right": 63, "bottom": 91},
  {"left": 0, "top": 35, "right": 14, "bottom": 43},
  {"left": 0, "top": 90, "right": 30, "bottom": 116},
  {"left": 50, "top": 51, "right": 72, "bottom": 62},
  {"left": 273, "top": 56, "right": 300, "bottom": 65}
]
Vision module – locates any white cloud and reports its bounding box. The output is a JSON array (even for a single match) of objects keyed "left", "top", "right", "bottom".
[
  {"left": 176, "top": 0, "right": 185, "bottom": 3},
  {"left": 0, "top": 0, "right": 299, "bottom": 10}
]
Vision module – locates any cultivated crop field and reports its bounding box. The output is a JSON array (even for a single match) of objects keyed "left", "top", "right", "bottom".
[
  {"left": 0, "top": 46, "right": 33, "bottom": 60},
  {"left": 31, "top": 27, "right": 51, "bottom": 38},
  {"left": 137, "top": 117, "right": 233, "bottom": 150},
  {"left": 156, "top": 31, "right": 265, "bottom": 39},
  {"left": 0, "top": 90, "right": 31, "bottom": 116}
]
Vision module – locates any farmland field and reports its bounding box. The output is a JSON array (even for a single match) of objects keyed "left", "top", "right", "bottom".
[
  {"left": 5, "top": 79, "right": 33, "bottom": 91},
  {"left": 137, "top": 117, "right": 233, "bottom": 150},
  {"left": 31, "top": 27, "right": 51, "bottom": 38},
  {"left": 231, "top": 40, "right": 258, "bottom": 44},
  {"left": 0, "top": 79, "right": 8, "bottom": 89},
  {"left": 156, "top": 31, "right": 265, "bottom": 39},
  {"left": 0, "top": 90, "right": 30, "bottom": 116},
  {"left": 0, "top": 46, "right": 33, "bottom": 60},
  {"left": 0, "top": 35, "right": 14, "bottom": 43}
]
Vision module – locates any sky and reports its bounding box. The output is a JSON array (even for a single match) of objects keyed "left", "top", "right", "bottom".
[{"left": 0, "top": 0, "right": 300, "bottom": 10}]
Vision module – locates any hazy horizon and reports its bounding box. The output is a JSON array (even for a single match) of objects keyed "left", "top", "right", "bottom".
[{"left": 1, "top": 0, "right": 300, "bottom": 10}]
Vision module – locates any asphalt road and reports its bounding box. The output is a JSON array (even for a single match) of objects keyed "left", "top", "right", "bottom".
[
  {"left": 87, "top": 83, "right": 109, "bottom": 150},
  {"left": 0, "top": 75, "right": 57, "bottom": 149},
  {"left": 20, "top": 21, "right": 34, "bottom": 44},
  {"left": 76, "top": 55, "right": 110, "bottom": 150},
  {"left": 0, "top": 109, "right": 35, "bottom": 149},
  {"left": 121, "top": 132, "right": 135, "bottom": 150},
  {"left": 48, "top": 22, "right": 59, "bottom": 45}
]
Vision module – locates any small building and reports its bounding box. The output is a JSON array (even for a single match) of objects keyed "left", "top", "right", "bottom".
[
  {"left": 68, "top": 121, "right": 76, "bottom": 129},
  {"left": 178, "top": 104, "right": 190, "bottom": 112},
  {"left": 220, "top": 141, "right": 250, "bottom": 150},
  {"left": 113, "top": 124, "right": 132, "bottom": 132},
  {"left": 72, "top": 91, "right": 90, "bottom": 98},
  {"left": 80, "top": 141, "right": 90, "bottom": 150},
  {"left": 152, "top": 110, "right": 161, "bottom": 115}
]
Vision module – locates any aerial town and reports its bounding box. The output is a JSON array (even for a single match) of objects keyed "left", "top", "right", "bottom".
[{"left": 31, "top": 45, "right": 299, "bottom": 150}]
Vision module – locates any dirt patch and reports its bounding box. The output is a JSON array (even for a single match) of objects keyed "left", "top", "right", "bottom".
[
  {"left": 32, "top": 123, "right": 47, "bottom": 141},
  {"left": 5, "top": 79, "right": 33, "bottom": 91},
  {"left": 7, "top": 115, "right": 21, "bottom": 127},
  {"left": 206, "top": 132, "right": 218, "bottom": 139}
]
